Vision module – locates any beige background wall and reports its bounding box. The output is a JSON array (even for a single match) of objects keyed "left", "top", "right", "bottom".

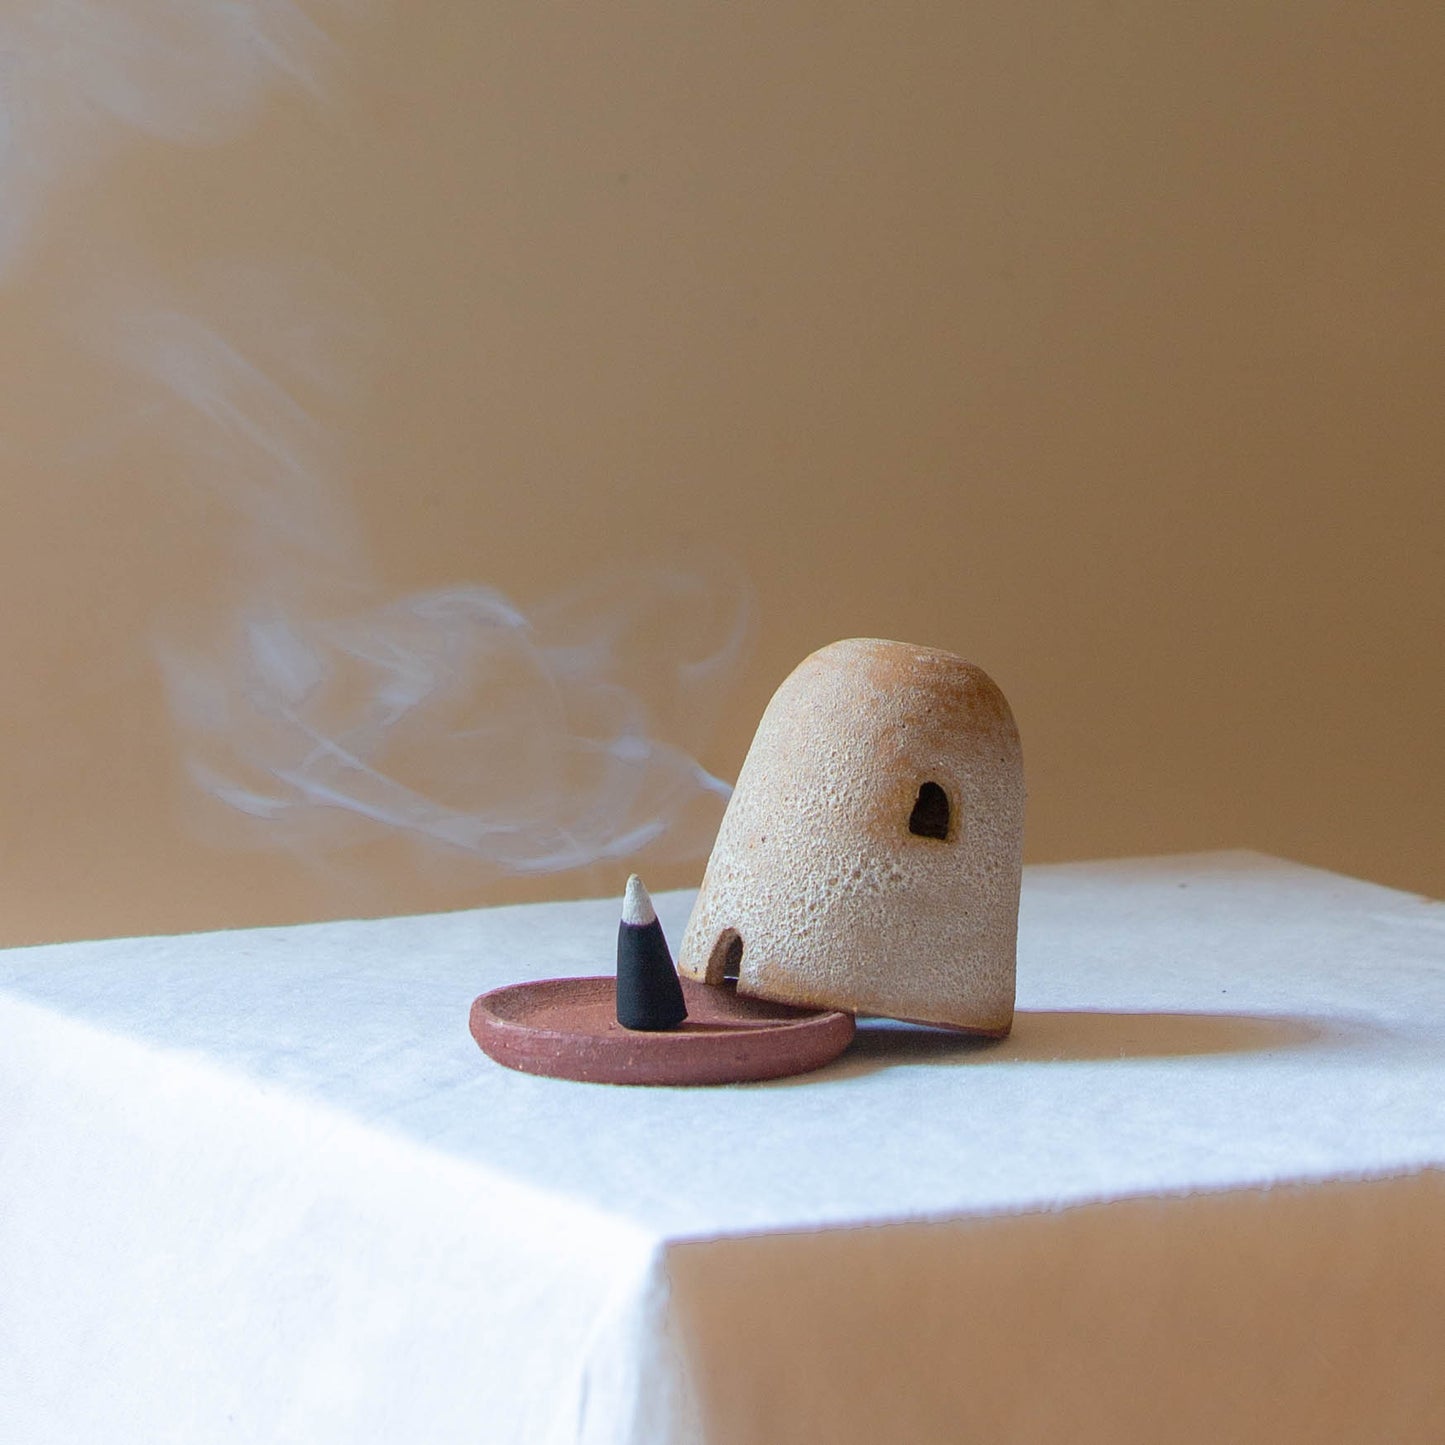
[{"left": 0, "top": 1, "right": 1440, "bottom": 946}]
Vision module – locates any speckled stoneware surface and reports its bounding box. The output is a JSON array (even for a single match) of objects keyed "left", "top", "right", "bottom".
[{"left": 678, "top": 637, "right": 1024, "bottom": 1033}]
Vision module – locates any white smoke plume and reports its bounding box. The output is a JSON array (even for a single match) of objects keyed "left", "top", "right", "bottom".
[
  {"left": 159, "top": 566, "right": 750, "bottom": 874},
  {"left": 5, "top": 1, "right": 753, "bottom": 879},
  {"left": 110, "top": 266, "right": 751, "bottom": 878}
]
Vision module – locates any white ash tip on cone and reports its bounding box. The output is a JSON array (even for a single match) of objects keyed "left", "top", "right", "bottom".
[{"left": 622, "top": 873, "right": 657, "bottom": 927}]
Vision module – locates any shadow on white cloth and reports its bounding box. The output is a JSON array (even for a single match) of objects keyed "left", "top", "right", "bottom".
[{"left": 821, "top": 1006, "right": 1352, "bottom": 1078}]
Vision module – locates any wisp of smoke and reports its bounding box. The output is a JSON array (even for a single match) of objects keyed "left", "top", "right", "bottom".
[
  {"left": 116, "top": 267, "right": 751, "bottom": 876},
  {"left": 8, "top": 0, "right": 751, "bottom": 879},
  {"left": 162, "top": 574, "right": 748, "bottom": 874},
  {"left": 0, "top": 0, "right": 357, "bottom": 279}
]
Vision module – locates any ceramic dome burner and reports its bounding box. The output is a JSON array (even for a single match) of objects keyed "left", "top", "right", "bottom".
[{"left": 471, "top": 637, "right": 1023, "bottom": 1084}]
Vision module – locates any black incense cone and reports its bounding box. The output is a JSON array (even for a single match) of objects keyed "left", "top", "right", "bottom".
[{"left": 616, "top": 874, "right": 688, "bottom": 1031}]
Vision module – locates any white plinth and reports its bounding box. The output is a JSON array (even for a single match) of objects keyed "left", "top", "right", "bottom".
[{"left": 2, "top": 852, "right": 1442, "bottom": 1443}]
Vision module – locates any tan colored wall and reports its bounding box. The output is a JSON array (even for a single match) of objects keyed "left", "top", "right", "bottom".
[{"left": 0, "top": 1, "right": 1440, "bottom": 946}]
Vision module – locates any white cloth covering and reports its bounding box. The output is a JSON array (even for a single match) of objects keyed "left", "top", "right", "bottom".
[{"left": 1, "top": 851, "right": 1441, "bottom": 1443}]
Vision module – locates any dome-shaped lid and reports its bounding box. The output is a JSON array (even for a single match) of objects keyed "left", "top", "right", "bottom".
[{"left": 678, "top": 638, "right": 1024, "bottom": 1033}]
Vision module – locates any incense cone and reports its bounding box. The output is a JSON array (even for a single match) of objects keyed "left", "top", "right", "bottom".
[{"left": 616, "top": 875, "right": 688, "bottom": 1031}]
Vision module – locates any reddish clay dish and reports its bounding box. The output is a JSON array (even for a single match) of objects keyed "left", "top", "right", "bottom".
[{"left": 471, "top": 976, "right": 855, "bottom": 1085}]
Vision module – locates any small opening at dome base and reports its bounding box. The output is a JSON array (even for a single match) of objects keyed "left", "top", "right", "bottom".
[{"left": 706, "top": 928, "right": 744, "bottom": 985}]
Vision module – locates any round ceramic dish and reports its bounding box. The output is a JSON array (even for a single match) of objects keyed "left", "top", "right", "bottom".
[{"left": 470, "top": 976, "right": 855, "bottom": 1085}]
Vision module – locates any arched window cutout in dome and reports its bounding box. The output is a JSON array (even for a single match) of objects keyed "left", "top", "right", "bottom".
[{"left": 908, "top": 781, "right": 951, "bottom": 840}]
